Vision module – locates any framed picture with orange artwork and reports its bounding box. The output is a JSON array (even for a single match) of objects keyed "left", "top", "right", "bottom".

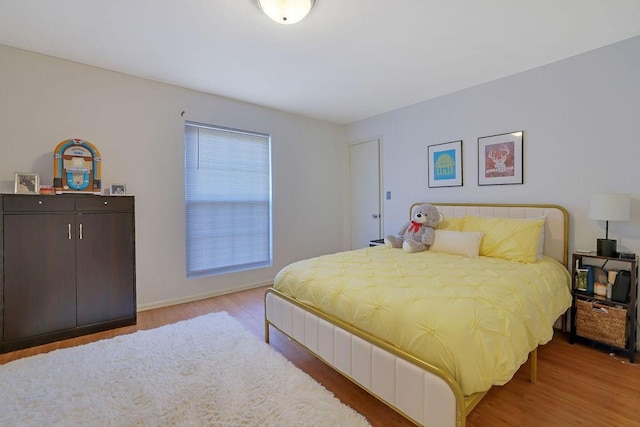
[{"left": 478, "top": 131, "right": 523, "bottom": 186}]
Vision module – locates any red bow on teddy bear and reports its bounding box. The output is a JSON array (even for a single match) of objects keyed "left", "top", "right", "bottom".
[{"left": 407, "top": 221, "right": 422, "bottom": 233}]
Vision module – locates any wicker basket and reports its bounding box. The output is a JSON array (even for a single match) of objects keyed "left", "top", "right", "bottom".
[{"left": 576, "top": 299, "right": 627, "bottom": 348}]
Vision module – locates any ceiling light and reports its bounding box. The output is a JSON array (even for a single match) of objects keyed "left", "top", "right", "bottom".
[{"left": 257, "top": 0, "right": 316, "bottom": 25}]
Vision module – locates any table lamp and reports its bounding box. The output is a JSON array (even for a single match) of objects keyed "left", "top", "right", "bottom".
[{"left": 588, "top": 193, "right": 630, "bottom": 257}]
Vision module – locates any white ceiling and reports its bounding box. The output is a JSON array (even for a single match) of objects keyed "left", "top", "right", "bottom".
[{"left": 1, "top": 1, "right": 639, "bottom": 124}]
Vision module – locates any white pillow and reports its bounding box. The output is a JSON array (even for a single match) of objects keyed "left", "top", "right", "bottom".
[{"left": 430, "top": 230, "right": 484, "bottom": 258}]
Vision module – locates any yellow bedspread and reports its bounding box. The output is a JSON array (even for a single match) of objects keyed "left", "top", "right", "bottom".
[{"left": 274, "top": 246, "right": 571, "bottom": 396}]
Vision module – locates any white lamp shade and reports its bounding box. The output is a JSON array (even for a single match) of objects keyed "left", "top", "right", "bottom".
[
  {"left": 588, "top": 193, "right": 631, "bottom": 221},
  {"left": 257, "top": 0, "right": 315, "bottom": 24}
]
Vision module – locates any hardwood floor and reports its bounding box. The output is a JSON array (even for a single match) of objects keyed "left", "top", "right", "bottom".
[{"left": 2, "top": 285, "right": 640, "bottom": 426}]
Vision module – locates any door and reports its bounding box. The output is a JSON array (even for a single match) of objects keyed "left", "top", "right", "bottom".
[
  {"left": 76, "top": 212, "right": 135, "bottom": 326},
  {"left": 350, "top": 139, "right": 381, "bottom": 249},
  {"left": 3, "top": 214, "right": 77, "bottom": 341}
]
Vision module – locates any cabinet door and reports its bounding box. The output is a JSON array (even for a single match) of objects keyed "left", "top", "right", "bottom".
[
  {"left": 76, "top": 212, "right": 135, "bottom": 326},
  {"left": 3, "top": 214, "right": 77, "bottom": 341}
]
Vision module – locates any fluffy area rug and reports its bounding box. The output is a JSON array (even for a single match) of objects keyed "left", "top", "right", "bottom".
[{"left": 0, "top": 312, "right": 370, "bottom": 426}]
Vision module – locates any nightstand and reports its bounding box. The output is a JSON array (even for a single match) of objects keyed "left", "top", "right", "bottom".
[{"left": 569, "top": 252, "right": 638, "bottom": 362}]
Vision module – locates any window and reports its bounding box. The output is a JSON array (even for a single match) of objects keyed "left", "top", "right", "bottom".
[{"left": 184, "top": 122, "right": 272, "bottom": 278}]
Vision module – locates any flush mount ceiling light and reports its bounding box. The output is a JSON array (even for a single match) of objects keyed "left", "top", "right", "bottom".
[{"left": 257, "top": 0, "right": 316, "bottom": 25}]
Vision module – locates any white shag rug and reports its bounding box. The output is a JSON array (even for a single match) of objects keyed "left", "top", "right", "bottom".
[{"left": 0, "top": 312, "right": 370, "bottom": 427}]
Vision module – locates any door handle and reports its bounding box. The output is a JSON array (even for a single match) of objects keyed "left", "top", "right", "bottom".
[
  {"left": 79, "top": 223, "right": 83, "bottom": 240},
  {"left": 371, "top": 214, "right": 380, "bottom": 219}
]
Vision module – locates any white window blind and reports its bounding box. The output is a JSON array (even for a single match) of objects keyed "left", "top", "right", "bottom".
[{"left": 184, "top": 122, "right": 272, "bottom": 278}]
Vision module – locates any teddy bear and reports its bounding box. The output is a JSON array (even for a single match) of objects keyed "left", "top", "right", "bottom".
[{"left": 384, "top": 203, "right": 442, "bottom": 253}]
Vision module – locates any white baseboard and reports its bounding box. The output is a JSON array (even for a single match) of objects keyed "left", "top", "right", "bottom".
[{"left": 137, "top": 281, "right": 272, "bottom": 312}]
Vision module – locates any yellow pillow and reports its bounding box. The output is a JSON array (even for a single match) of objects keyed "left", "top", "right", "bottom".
[
  {"left": 462, "top": 216, "right": 545, "bottom": 263},
  {"left": 437, "top": 216, "right": 466, "bottom": 231}
]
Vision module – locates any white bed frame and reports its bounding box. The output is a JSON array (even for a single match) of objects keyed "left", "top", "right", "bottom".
[{"left": 265, "top": 203, "right": 569, "bottom": 427}]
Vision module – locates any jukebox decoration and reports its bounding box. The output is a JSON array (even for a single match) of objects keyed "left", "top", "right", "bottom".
[{"left": 53, "top": 139, "right": 102, "bottom": 194}]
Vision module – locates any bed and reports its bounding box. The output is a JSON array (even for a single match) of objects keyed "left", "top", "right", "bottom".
[{"left": 265, "top": 203, "right": 571, "bottom": 426}]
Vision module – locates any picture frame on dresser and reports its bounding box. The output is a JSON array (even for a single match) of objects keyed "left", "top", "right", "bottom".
[
  {"left": 14, "top": 172, "right": 40, "bottom": 194},
  {"left": 478, "top": 131, "right": 523, "bottom": 186},
  {"left": 110, "top": 183, "right": 126, "bottom": 196}
]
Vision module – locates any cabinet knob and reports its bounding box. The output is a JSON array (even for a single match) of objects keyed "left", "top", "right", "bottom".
[
  {"left": 38, "top": 200, "right": 43, "bottom": 205},
  {"left": 104, "top": 201, "right": 108, "bottom": 205}
]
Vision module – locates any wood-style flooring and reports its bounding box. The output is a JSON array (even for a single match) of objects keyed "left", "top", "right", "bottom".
[{"left": 1, "top": 285, "right": 639, "bottom": 426}]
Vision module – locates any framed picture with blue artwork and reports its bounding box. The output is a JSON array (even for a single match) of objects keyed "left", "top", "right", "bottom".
[{"left": 428, "top": 140, "right": 463, "bottom": 188}]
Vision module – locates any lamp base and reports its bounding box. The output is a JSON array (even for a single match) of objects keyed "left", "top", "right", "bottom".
[{"left": 596, "top": 238, "right": 617, "bottom": 257}]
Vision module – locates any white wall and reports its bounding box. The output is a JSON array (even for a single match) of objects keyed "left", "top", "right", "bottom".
[
  {"left": 2, "top": 35, "right": 639, "bottom": 311},
  {"left": 0, "top": 45, "right": 348, "bottom": 309},
  {"left": 346, "top": 36, "right": 640, "bottom": 258}
]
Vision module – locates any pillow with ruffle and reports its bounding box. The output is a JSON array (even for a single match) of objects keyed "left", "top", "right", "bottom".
[
  {"left": 436, "top": 216, "right": 466, "bottom": 231},
  {"left": 462, "top": 216, "right": 545, "bottom": 263}
]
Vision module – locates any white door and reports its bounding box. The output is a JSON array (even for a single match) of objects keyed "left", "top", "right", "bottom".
[{"left": 350, "top": 139, "right": 381, "bottom": 249}]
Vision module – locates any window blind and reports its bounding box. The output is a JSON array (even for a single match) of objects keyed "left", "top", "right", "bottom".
[{"left": 184, "top": 122, "right": 272, "bottom": 278}]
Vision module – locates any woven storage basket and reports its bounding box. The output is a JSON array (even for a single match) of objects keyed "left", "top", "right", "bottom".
[{"left": 576, "top": 299, "right": 627, "bottom": 348}]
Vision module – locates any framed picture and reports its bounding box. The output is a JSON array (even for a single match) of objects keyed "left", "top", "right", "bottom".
[
  {"left": 14, "top": 172, "right": 40, "bottom": 194},
  {"left": 110, "top": 184, "right": 126, "bottom": 196},
  {"left": 478, "top": 131, "right": 523, "bottom": 186},
  {"left": 427, "top": 140, "right": 463, "bottom": 188}
]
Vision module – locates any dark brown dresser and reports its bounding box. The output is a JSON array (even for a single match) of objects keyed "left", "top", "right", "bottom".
[{"left": 0, "top": 194, "right": 136, "bottom": 352}]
